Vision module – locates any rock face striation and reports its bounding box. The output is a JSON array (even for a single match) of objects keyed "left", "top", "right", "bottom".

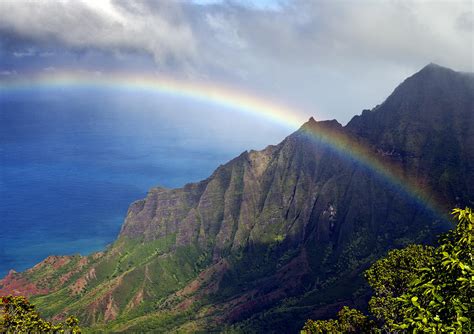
[{"left": 1, "top": 64, "right": 473, "bottom": 332}]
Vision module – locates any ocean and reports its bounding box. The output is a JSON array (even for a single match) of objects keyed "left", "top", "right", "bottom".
[{"left": 0, "top": 88, "right": 288, "bottom": 277}]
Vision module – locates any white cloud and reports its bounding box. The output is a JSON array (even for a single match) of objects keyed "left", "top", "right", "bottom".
[
  {"left": 191, "top": 0, "right": 473, "bottom": 121},
  {"left": 1, "top": 0, "right": 471, "bottom": 72},
  {"left": 0, "top": 0, "right": 197, "bottom": 65},
  {"left": 213, "top": 0, "right": 473, "bottom": 71},
  {"left": 42, "top": 66, "right": 56, "bottom": 73},
  {"left": 13, "top": 48, "right": 35, "bottom": 57},
  {"left": 205, "top": 13, "right": 247, "bottom": 49},
  {"left": 0, "top": 70, "right": 18, "bottom": 76},
  {"left": 39, "top": 52, "right": 55, "bottom": 57}
]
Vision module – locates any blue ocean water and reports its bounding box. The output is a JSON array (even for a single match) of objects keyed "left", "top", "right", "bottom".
[{"left": 0, "top": 88, "right": 289, "bottom": 277}]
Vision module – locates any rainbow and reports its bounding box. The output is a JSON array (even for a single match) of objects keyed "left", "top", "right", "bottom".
[
  {"left": 0, "top": 71, "right": 448, "bottom": 220},
  {"left": 0, "top": 71, "right": 307, "bottom": 130}
]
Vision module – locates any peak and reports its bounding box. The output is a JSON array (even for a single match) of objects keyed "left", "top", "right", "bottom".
[
  {"left": 386, "top": 63, "right": 464, "bottom": 99},
  {"left": 299, "top": 117, "right": 342, "bottom": 132},
  {"left": 415, "top": 63, "right": 456, "bottom": 77},
  {"left": 347, "top": 62, "right": 473, "bottom": 133},
  {"left": 299, "top": 117, "right": 316, "bottom": 129},
  {"left": 423, "top": 62, "right": 444, "bottom": 70},
  {"left": 300, "top": 116, "right": 318, "bottom": 127},
  {"left": 415, "top": 63, "right": 474, "bottom": 79}
]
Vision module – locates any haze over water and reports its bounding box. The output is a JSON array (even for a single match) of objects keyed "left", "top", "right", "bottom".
[{"left": 0, "top": 88, "right": 288, "bottom": 277}]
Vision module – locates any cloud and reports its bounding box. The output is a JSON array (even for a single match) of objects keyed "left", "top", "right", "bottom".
[
  {"left": 13, "top": 48, "right": 36, "bottom": 57},
  {"left": 189, "top": 0, "right": 473, "bottom": 121},
  {"left": 456, "top": 10, "right": 473, "bottom": 32},
  {"left": 0, "top": 70, "right": 17, "bottom": 76},
  {"left": 39, "top": 52, "right": 55, "bottom": 57},
  {"left": 0, "top": 0, "right": 197, "bottom": 65},
  {"left": 202, "top": 0, "right": 472, "bottom": 71},
  {"left": 205, "top": 12, "right": 247, "bottom": 49},
  {"left": 1, "top": 0, "right": 471, "bottom": 72}
]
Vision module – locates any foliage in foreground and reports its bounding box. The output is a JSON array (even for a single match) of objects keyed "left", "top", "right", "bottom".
[
  {"left": 302, "top": 207, "right": 473, "bottom": 333},
  {"left": 0, "top": 295, "right": 81, "bottom": 333}
]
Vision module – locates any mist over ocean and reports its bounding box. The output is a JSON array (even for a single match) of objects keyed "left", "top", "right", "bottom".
[{"left": 0, "top": 88, "right": 288, "bottom": 277}]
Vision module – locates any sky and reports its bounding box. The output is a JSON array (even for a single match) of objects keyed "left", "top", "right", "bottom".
[{"left": 0, "top": 0, "right": 472, "bottom": 125}]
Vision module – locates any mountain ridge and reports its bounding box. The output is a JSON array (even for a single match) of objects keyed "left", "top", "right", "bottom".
[{"left": 1, "top": 64, "right": 472, "bottom": 333}]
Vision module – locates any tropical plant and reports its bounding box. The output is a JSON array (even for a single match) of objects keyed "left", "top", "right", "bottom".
[
  {"left": 302, "top": 306, "right": 374, "bottom": 333},
  {"left": 393, "top": 207, "right": 473, "bottom": 332},
  {"left": 302, "top": 207, "right": 473, "bottom": 333},
  {"left": 0, "top": 295, "right": 81, "bottom": 333}
]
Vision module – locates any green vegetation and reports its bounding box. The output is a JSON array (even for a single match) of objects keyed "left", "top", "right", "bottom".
[
  {"left": 302, "top": 306, "right": 374, "bottom": 333},
  {"left": 302, "top": 207, "right": 473, "bottom": 333},
  {"left": 0, "top": 295, "right": 81, "bottom": 333},
  {"left": 29, "top": 237, "right": 210, "bottom": 331}
]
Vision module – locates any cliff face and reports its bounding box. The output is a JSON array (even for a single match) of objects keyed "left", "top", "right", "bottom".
[{"left": 1, "top": 64, "right": 472, "bottom": 333}]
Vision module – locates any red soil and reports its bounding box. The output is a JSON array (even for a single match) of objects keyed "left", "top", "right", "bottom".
[{"left": 0, "top": 270, "right": 49, "bottom": 297}]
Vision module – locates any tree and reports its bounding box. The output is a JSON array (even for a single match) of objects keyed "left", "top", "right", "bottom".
[
  {"left": 302, "top": 306, "right": 374, "bottom": 333},
  {"left": 302, "top": 207, "right": 473, "bottom": 333},
  {"left": 393, "top": 207, "right": 473, "bottom": 333},
  {"left": 0, "top": 295, "right": 81, "bottom": 333},
  {"left": 365, "top": 244, "right": 434, "bottom": 331}
]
